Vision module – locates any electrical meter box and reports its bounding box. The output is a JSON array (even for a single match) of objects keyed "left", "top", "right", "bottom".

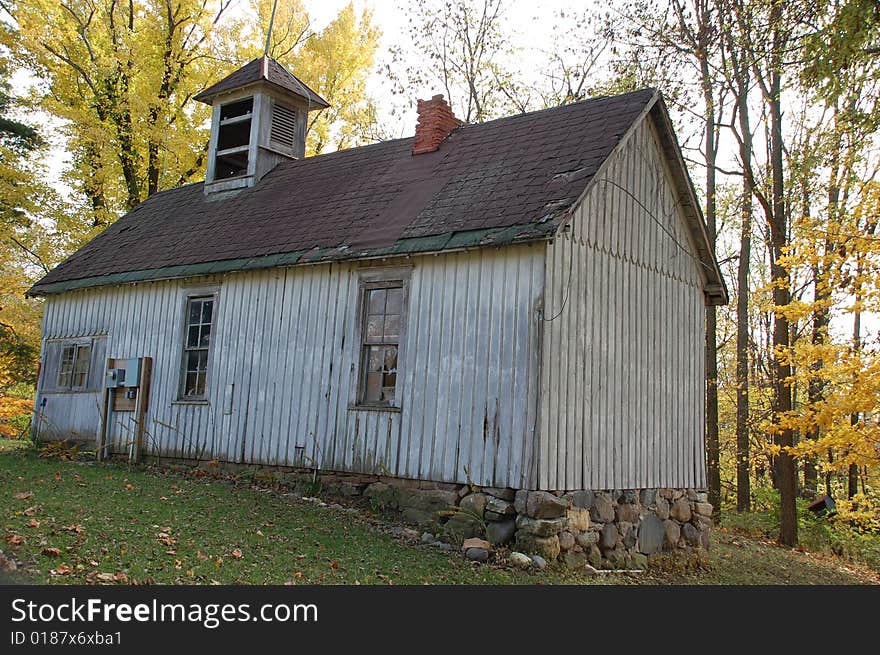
[{"left": 105, "top": 358, "right": 142, "bottom": 388}]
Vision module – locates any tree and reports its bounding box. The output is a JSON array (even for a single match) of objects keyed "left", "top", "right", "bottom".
[
  {"left": 286, "top": 3, "right": 381, "bottom": 155},
  {"left": 244, "top": 0, "right": 382, "bottom": 154},
  {"left": 1, "top": 0, "right": 238, "bottom": 223},
  {"left": 393, "top": 0, "right": 516, "bottom": 123},
  {"left": 0, "top": 52, "right": 44, "bottom": 388},
  {"left": 719, "top": 1, "right": 755, "bottom": 510}
]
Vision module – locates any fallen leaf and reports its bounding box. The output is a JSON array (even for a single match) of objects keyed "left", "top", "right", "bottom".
[
  {"left": 156, "top": 532, "right": 176, "bottom": 546},
  {"left": 22, "top": 506, "right": 39, "bottom": 516},
  {"left": 88, "top": 560, "right": 100, "bottom": 567},
  {"left": 93, "top": 571, "right": 128, "bottom": 584},
  {"left": 27, "top": 519, "right": 40, "bottom": 529},
  {"left": 13, "top": 492, "right": 33, "bottom": 500},
  {"left": 186, "top": 569, "right": 195, "bottom": 578},
  {"left": 174, "top": 560, "right": 183, "bottom": 570},
  {"left": 196, "top": 550, "right": 208, "bottom": 561},
  {"left": 6, "top": 534, "right": 25, "bottom": 545},
  {"left": 125, "top": 484, "right": 134, "bottom": 491},
  {"left": 166, "top": 550, "right": 177, "bottom": 556},
  {"left": 54, "top": 471, "right": 62, "bottom": 481},
  {"left": 256, "top": 530, "right": 264, "bottom": 537},
  {"left": 63, "top": 524, "right": 85, "bottom": 533},
  {"left": 42, "top": 547, "right": 62, "bottom": 557},
  {"left": 330, "top": 561, "right": 339, "bottom": 569},
  {"left": 52, "top": 563, "right": 73, "bottom": 575},
  {"left": 231, "top": 548, "right": 243, "bottom": 559},
  {"left": 215, "top": 557, "right": 223, "bottom": 568}
]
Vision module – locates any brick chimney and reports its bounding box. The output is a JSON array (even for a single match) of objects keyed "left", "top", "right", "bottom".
[{"left": 413, "top": 94, "right": 463, "bottom": 155}]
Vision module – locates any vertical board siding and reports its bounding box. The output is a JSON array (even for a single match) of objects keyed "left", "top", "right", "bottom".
[
  {"left": 37, "top": 246, "right": 544, "bottom": 488},
  {"left": 540, "top": 116, "right": 707, "bottom": 491}
]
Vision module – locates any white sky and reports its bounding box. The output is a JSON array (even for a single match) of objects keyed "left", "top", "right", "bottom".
[{"left": 7, "top": 0, "right": 878, "bottom": 336}]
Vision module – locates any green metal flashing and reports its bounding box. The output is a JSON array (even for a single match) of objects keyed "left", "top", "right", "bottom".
[{"left": 28, "top": 223, "right": 558, "bottom": 296}]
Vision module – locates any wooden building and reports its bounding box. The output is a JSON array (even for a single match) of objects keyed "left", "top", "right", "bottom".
[{"left": 29, "top": 57, "right": 727, "bottom": 497}]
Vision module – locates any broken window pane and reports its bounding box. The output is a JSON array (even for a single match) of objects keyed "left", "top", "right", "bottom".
[
  {"left": 384, "top": 346, "right": 398, "bottom": 372},
  {"left": 367, "top": 346, "right": 383, "bottom": 372},
  {"left": 185, "top": 372, "right": 199, "bottom": 397},
  {"left": 364, "top": 372, "right": 382, "bottom": 402}
]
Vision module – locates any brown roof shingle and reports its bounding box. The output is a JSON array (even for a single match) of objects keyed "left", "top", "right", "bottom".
[
  {"left": 32, "top": 89, "right": 660, "bottom": 293},
  {"left": 194, "top": 56, "right": 329, "bottom": 107}
]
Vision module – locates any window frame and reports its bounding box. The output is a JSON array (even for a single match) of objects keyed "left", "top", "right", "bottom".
[
  {"left": 177, "top": 290, "right": 218, "bottom": 402},
  {"left": 56, "top": 340, "right": 92, "bottom": 391},
  {"left": 351, "top": 268, "right": 411, "bottom": 411},
  {"left": 213, "top": 96, "right": 253, "bottom": 180}
]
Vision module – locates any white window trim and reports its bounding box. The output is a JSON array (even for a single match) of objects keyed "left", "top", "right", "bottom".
[{"left": 177, "top": 287, "right": 219, "bottom": 402}]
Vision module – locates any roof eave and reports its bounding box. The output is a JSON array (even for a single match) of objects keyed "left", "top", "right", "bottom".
[
  {"left": 647, "top": 98, "right": 729, "bottom": 305},
  {"left": 26, "top": 225, "right": 556, "bottom": 297}
]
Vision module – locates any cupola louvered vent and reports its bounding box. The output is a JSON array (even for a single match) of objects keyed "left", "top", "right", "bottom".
[{"left": 270, "top": 103, "right": 298, "bottom": 151}]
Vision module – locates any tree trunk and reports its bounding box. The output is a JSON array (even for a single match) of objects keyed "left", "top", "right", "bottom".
[
  {"left": 768, "top": 1, "right": 797, "bottom": 547},
  {"left": 734, "top": 53, "right": 752, "bottom": 512},
  {"left": 699, "top": 12, "right": 721, "bottom": 516},
  {"left": 848, "top": 266, "right": 862, "bottom": 500}
]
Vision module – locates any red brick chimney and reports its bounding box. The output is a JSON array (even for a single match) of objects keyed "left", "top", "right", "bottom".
[{"left": 413, "top": 94, "right": 463, "bottom": 155}]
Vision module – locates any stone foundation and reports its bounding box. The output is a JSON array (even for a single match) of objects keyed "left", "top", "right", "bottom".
[
  {"left": 135, "top": 456, "right": 711, "bottom": 568},
  {"left": 362, "top": 480, "right": 712, "bottom": 568}
]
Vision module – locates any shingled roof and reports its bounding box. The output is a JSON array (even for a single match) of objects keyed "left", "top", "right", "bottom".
[
  {"left": 29, "top": 88, "right": 726, "bottom": 301},
  {"left": 193, "top": 56, "right": 329, "bottom": 107}
]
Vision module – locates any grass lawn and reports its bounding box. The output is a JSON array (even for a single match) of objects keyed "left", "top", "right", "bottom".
[{"left": 1, "top": 438, "right": 877, "bottom": 585}]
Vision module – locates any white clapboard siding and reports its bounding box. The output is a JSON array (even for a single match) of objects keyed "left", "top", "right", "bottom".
[
  {"left": 539, "top": 115, "right": 707, "bottom": 491},
  {"left": 36, "top": 246, "right": 545, "bottom": 489}
]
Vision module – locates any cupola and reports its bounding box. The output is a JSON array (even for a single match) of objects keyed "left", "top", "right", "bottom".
[{"left": 194, "top": 56, "right": 329, "bottom": 196}]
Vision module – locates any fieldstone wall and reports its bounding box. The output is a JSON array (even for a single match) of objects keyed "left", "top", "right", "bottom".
[{"left": 362, "top": 479, "right": 712, "bottom": 569}]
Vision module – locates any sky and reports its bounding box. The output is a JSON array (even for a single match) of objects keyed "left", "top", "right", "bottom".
[{"left": 6, "top": 0, "right": 878, "bottom": 336}]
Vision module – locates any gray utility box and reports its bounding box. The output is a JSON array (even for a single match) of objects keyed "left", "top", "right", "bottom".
[{"left": 105, "top": 358, "right": 142, "bottom": 388}]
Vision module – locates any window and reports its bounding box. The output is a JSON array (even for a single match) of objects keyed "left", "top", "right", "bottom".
[
  {"left": 57, "top": 343, "right": 91, "bottom": 390},
  {"left": 213, "top": 97, "right": 252, "bottom": 179},
  {"left": 358, "top": 283, "right": 404, "bottom": 406},
  {"left": 180, "top": 296, "right": 214, "bottom": 399}
]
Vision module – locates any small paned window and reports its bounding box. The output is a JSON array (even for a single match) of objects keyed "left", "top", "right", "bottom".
[
  {"left": 180, "top": 296, "right": 214, "bottom": 399},
  {"left": 57, "top": 343, "right": 91, "bottom": 390},
  {"left": 359, "top": 284, "right": 404, "bottom": 406}
]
